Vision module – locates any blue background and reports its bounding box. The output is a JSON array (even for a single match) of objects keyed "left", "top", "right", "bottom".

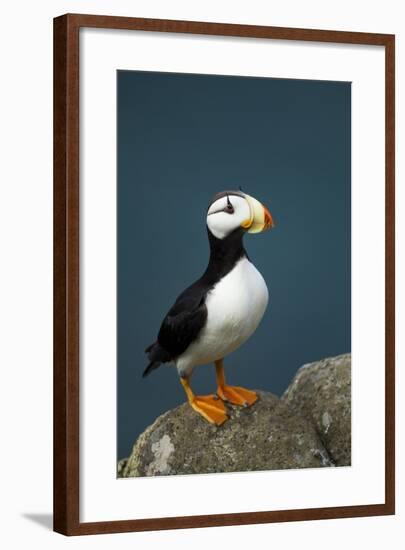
[{"left": 117, "top": 71, "right": 351, "bottom": 460}]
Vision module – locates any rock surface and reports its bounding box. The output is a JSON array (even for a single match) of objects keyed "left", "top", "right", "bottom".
[
  {"left": 282, "top": 353, "right": 351, "bottom": 466},
  {"left": 120, "top": 390, "right": 334, "bottom": 477},
  {"left": 117, "top": 458, "right": 128, "bottom": 477}
]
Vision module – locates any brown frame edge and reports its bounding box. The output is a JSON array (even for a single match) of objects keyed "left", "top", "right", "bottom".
[{"left": 53, "top": 13, "right": 395, "bottom": 536}]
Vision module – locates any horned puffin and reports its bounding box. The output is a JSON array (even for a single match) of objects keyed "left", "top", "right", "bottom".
[{"left": 144, "top": 190, "right": 274, "bottom": 425}]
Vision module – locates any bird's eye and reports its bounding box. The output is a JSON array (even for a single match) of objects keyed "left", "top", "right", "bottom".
[{"left": 225, "top": 197, "right": 234, "bottom": 214}]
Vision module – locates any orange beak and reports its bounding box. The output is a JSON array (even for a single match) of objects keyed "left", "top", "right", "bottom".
[
  {"left": 263, "top": 204, "right": 274, "bottom": 231},
  {"left": 242, "top": 194, "right": 275, "bottom": 233}
]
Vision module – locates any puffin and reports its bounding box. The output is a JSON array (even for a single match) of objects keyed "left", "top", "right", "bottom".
[{"left": 143, "top": 190, "right": 274, "bottom": 425}]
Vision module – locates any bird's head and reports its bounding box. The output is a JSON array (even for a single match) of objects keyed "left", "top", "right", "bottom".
[{"left": 206, "top": 190, "right": 274, "bottom": 240}]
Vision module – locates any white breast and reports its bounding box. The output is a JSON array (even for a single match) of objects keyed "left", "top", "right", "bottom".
[{"left": 176, "top": 257, "right": 269, "bottom": 377}]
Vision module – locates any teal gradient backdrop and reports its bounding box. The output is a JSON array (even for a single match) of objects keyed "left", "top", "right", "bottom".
[{"left": 117, "top": 71, "right": 351, "bottom": 461}]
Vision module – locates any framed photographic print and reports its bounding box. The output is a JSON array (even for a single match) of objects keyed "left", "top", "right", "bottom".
[{"left": 53, "top": 14, "right": 395, "bottom": 535}]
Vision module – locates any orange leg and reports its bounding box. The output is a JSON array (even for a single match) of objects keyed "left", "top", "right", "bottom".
[
  {"left": 215, "top": 359, "right": 258, "bottom": 407},
  {"left": 180, "top": 376, "right": 228, "bottom": 425}
]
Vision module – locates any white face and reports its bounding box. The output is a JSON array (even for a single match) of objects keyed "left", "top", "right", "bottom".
[{"left": 206, "top": 194, "right": 251, "bottom": 240}]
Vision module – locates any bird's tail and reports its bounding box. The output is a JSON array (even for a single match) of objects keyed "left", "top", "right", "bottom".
[
  {"left": 142, "top": 360, "right": 161, "bottom": 378},
  {"left": 143, "top": 341, "right": 171, "bottom": 377}
]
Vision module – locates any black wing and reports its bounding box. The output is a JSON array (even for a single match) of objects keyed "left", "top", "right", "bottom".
[
  {"left": 157, "top": 285, "right": 208, "bottom": 359},
  {"left": 143, "top": 281, "right": 209, "bottom": 377}
]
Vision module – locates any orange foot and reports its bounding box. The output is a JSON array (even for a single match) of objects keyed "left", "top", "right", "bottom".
[
  {"left": 190, "top": 394, "right": 229, "bottom": 425},
  {"left": 217, "top": 385, "right": 258, "bottom": 407}
]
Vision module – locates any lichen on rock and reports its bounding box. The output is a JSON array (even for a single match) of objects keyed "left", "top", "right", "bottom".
[
  {"left": 282, "top": 353, "right": 351, "bottom": 466},
  {"left": 119, "top": 353, "right": 351, "bottom": 477},
  {"left": 121, "top": 390, "right": 334, "bottom": 477}
]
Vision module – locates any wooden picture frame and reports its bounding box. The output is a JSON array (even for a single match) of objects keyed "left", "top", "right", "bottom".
[{"left": 53, "top": 13, "right": 395, "bottom": 535}]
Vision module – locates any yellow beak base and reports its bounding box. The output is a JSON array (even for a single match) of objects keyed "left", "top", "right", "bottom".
[{"left": 242, "top": 194, "right": 274, "bottom": 233}]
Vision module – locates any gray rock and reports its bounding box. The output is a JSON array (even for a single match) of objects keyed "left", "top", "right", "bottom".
[
  {"left": 117, "top": 458, "right": 128, "bottom": 478},
  {"left": 282, "top": 353, "right": 351, "bottom": 466},
  {"left": 121, "top": 390, "right": 334, "bottom": 477}
]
